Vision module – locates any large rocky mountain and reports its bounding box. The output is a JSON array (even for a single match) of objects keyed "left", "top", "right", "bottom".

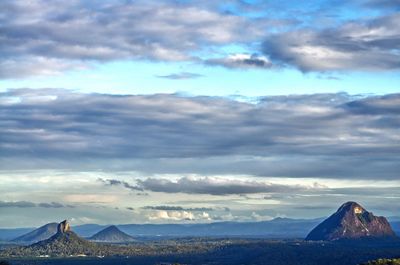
[
  {"left": 306, "top": 201, "right": 396, "bottom": 241},
  {"left": 24, "top": 220, "right": 103, "bottom": 256},
  {"left": 89, "top": 225, "right": 135, "bottom": 242},
  {"left": 12, "top": 222, "right": 58, "bottom": 244}
]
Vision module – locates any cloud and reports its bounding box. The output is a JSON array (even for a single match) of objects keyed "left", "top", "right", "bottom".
[
  {"left": 1, "top": 89, "right": 400, "bottom": 180},
  {"left": 38, "top": 202, "right": 65, "bottom": 208},
  {"left": 0, "top": 0, "right": 263, "bottom": 79},
  {"left": 0, "top": 0, "right": 397, "bottom": 79},
  {"left": 99, "top": 176, "right": 310, "bottom": 195},
  {"left": 63, "top": 194, "right": 118, "bottom": 203},
  {"left": 263, "top": 13, "right": 400, "bottom": 72},
  {"left": 205, "top": 53, "right": 274, "bottom": 69},
  {"left": 136, "top": 176, "right": 309, "bottom": 195},
  {"left": 98, "top": 178, "right": 143, "bottom": 191},
  {"left": 0, "top": 57, "right": 89, "bottom": 79},
  {"left": 363, "top": 0, "right": 400, "bottom": 9},
  {"left": 156, "top": 72, "right": 203, "bottom": 80},
  {"left": 0, "top": 200, "right": 71, "bottom": 208},
  {"left": 142, "top": 205, "right": 214, "bottom": 211},
  {"left": 148, "top": 210, "right": 211, "bottom": 221},
  {"left": 0, "top": 201, "right": 36, "bottom": 208}
]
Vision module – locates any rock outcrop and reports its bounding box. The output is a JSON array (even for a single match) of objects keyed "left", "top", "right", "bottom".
[
  {"left": 57, "top": 220, "right": 71, "bottom": 234},
  {"left": 306, "top": 201, "right": 396, "bottom": 241}
]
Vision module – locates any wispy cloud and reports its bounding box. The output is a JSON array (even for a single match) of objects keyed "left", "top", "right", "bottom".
[
  {"left": 98, "top": 178, "right": 143, "bottom": 191},
  {"left": 205, "top": 54, "right": 274, "bottom": 69},
  {"left": 156, "top": 72, "right": 203, "bottom": 80},
  {"left": 0, "top": 200, "right": 72, "bottom": 208}
]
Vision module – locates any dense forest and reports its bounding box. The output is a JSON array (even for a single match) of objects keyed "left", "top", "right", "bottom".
[{"left": 1, "top": 238, "right": 400, "bottom": 265}]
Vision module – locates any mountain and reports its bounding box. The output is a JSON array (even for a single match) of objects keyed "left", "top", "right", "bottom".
[
  {"left": 89, "top": 225, "right": 135, "bottom": 242},
  {"left": 306, "top": 201, "right": 397, "bottom": 241},
  {"left": 12, "top": 222, "right": 57, "bottom": 244},
  {"left": 25, "top": 220, "right": 102, "bottom": 256}
]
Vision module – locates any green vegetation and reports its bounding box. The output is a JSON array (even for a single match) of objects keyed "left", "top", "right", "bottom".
[
  {"left": 362, "top": 259, "right": 400, "bottom": 265},
  {"left": 1, "top": 238, "right": 400, "bottom": 265}
]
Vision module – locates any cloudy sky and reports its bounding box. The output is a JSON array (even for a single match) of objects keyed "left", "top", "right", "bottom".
[{"left": 0, "top": 0, "right": 399, "bottom": 228}]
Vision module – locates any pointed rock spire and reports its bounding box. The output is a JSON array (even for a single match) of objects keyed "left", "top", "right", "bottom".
[{"left": 57, "top": 220, "right": 71, "bottom": 234}]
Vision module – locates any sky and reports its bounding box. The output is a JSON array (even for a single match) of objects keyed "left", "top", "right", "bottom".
[{"left": 0, "top": 0, "right": 399, "bottom": 228}]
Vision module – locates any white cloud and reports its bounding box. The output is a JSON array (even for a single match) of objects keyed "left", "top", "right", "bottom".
[{"left": 148, "top": 210, "right": 213, "bottom": 221}]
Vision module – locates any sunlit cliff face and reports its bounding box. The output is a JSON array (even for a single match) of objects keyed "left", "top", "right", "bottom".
[{"left": 354, "top": 207, "right": 363, "bottom": 214}]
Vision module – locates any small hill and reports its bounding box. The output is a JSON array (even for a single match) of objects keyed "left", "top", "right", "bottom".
[
  {"left": 12, "top": 222, "right": 58, "bottom": 244},
  {"left": 89, "top": 225, "right": 135, "bottom": 243},
  {"left": 306, "top": 201, "right": 396, "bottom": 241}
]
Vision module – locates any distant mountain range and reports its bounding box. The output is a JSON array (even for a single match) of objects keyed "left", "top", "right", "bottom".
[
  {"left": 117, "top": 217, "right": 324, "bottom": 238},
  {"left": 1, "top": 215, "right": 399, "bottom": 242}
]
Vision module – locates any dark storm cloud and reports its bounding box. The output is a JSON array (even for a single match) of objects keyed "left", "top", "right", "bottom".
[
  {"left": 156, "top": 72, "right": 203, "bottom": 80},
  {"left": 0, "top": 0, "right": 263, "bottom": 78},
  {"left": 0, "top": 201, "right": 71, "bottom": 208},
  {"left": 263, "top": 13, "right": 400, "bottom": 72},
  {"left": 1, "top": 89, "right": 400, "bottom": 179}
]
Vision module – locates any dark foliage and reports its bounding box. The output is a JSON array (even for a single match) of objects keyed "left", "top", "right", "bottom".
[
  {"left": 361, "top": 259, "right": 400, "bottom": 265},
  {"left": 2, "top": 238, "right": 400, "bottom": 265}
]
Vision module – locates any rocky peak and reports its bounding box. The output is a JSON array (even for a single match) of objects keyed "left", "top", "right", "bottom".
[
  {"left": 306, "top": 201, "right": 396, "bottom": 241},
  {"left": 57, "top": 220, "right": 71, "bottom": 234}
]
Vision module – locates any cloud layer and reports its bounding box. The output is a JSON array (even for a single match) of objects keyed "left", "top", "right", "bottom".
[
  {"left": 1, "top": 89, "right": 399, "bottom": 179},
  {"left": 0, "top": 200, "right": 72, "bottom": 208},
  {"left": 1, "top": 0, "right": 399, "bottom": 78},
  {"left": 0, "top": 0, "right": 263, "bottom": 78},
  {"left": 263, "top": 13, "right": 400, "bottom": 72},
  {"left": 136, "top": 177, "right": 307, "bottom": 195}
]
